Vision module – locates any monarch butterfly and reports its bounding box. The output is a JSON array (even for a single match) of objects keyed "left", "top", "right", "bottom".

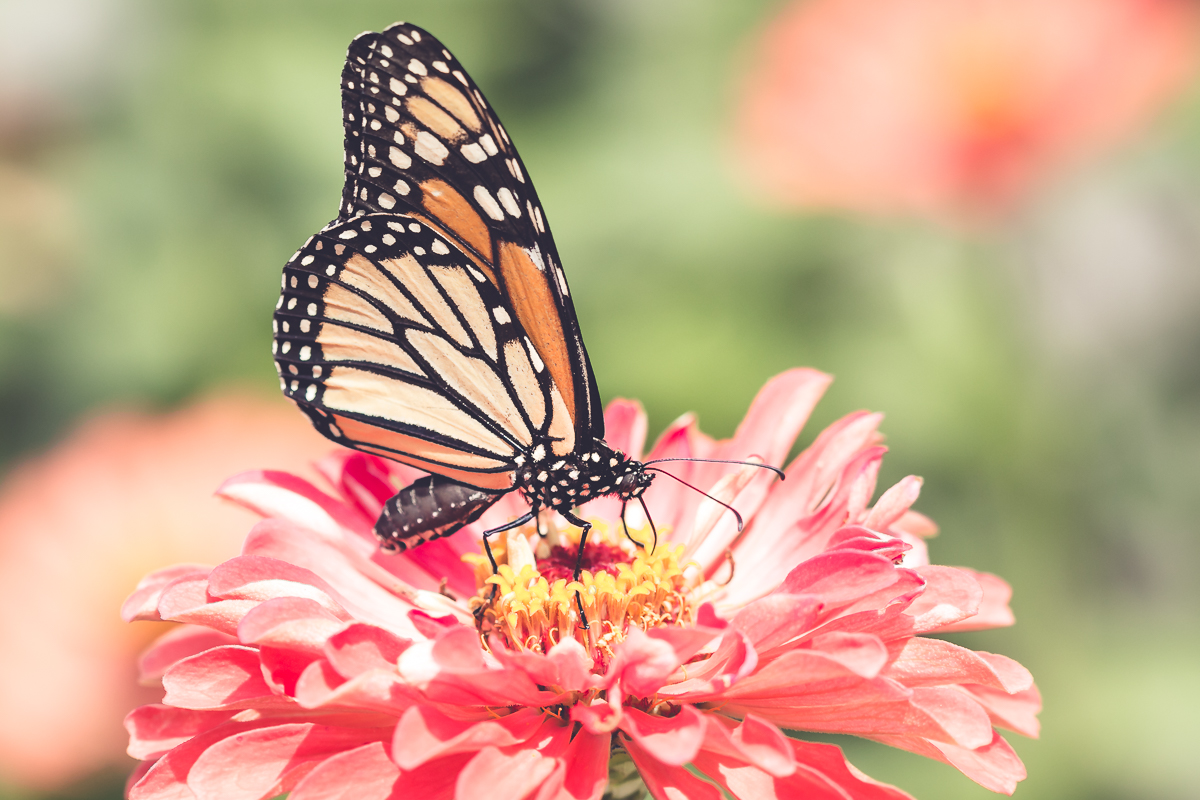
[{"left": 272, "top": 23, "right": 773, "bottom": 611}]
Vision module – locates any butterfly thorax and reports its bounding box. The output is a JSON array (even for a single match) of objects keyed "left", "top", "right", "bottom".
[{"left": 514, "top": 440, "right": 652, "bottom": 511}]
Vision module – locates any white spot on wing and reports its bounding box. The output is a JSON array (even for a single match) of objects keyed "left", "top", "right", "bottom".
[
  {"left": 473, "top": 185, "right": 505, "bottom": 221},
  {"left": 525, "top": 338, "right": 544, "bottom": 372},
  {"left": 461, "top": 142, "right": 487, "bottom": 163},
  {"left": 493, "top": 307, "right": 511, "bottom": 325},
  {"left": 378, "top": 193, "right": 396, "bottom": 209},
  {"left": 408, "top": 59, "right": 427, "bottom": 76},
  {"left": 389, "top": 77, "right": 407, "bottom": 95},
  {"left": 301, "top": 255, "right": 314, "bottom": 266},
  {"left": 338, "top": 230, "right": 357, "bottom": 240},
  {"left": 415, "top": 131, "right": 449, "bottom": 164},
  {"left": 388, "top": 146, "right": 412, "bottom": 169},
  {"left": 497, "top": 187, "right": 521, "bottom": 217},
  {"left": 431, "top": 240, "right": 449, "bottom": 255},
  {"left": 480, "top": 134, "right": 498, "bottom": 155}
]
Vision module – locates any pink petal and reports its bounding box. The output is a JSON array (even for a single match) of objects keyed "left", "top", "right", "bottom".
[
  {"left": 238, "top": 597, "right": 347, "bottom": 655},
  {"left": 139, "top": 625, "right": 238, "bottom": 683},
  {"left": 455, "top": 745, "right": 559, "bottom": 800},
  {"left": 776, "top": 551, "right": 906, "bottom": 608},
  {"left": 964, "top": 684, "right": 1042, "bottom": 738},
  {"left": 260, "top": 644, "right": 322, "bottom": 696},
  {"left": 122, "top": 564, "right": 213, "bottom": 622},
  {"left": 807, "top": 632, "right": 890, "bottom": 678},
  {"left": 389, "top": 752, "right": 472, "bottom": 800},
  {"left": 543, "top": 728, "right": 610, "bottom": 800},
  {"left": 242, "top": 520, "right": 424, "bottom": 639},
  {"left": 288, "top": 741, "right": 399, "bottom": 800},
  {"left": 618, "top": 706, "right": 707, "bottom": 766},
  {"left": 870, "top": 731, "right": 1026, "bottom": 795},
  {"left": 938, "top": 569, "right": 1015, "bottom": 631},
  {"left": 731, "top": 594, "right": 824, "bottom": 652},
  {"left": 218, "top": 469, "right": 371, "bottom": 543},
  {"left": 899, "top": 566, "right": 983, "bottom": 633},
  {"left": 391, "top": 706, "right": 547, "bottom": 770},
  {"left": 293, "top": 661, "right": 419, "bottom": 716},
  {"left": 882, "top": 638, "right": 1033, "bottom": 693},
  {"left": 209, "top": 555, "right": 347, "bottom": 613},
  {"left": 124, "top": 705, "right": 237, "bottom": 760},
  {"left": 128, "top": 718, "right": 276, "bottom": 800},
  {"left": 691, "top": 734, "right": 916, "bottom": 800},
  {"left": 657, "top": 629, "right": 758, "bottom": 699},
  {"left": 700, "top": 714, "right": 795, "bottom": 778},
  {"left": 156, "top": 575, "right": 255, "bottom": 635},
  {"left": 570, "top": 698, "right": 622, "bottom": 734},
  {"left": 186, "top": 722, "right": 392, "bottom": 800},
  {"left": 324, "top": 623, "right": 412, "bottom": 678},
  {"left": 602, "top": 628, "right": 685, "bottom": 697},
  {"left": 621, "top": 736, "right": 724, "bottom": 800},
  {"left": 862, "top": 476, "right": 923, "bottom": 531},
  {"left": 491, "top": 637, "right": 594, "bottom": 693},
  {"left": 161, "top": 645, "right": 284, "bottom": 710}
]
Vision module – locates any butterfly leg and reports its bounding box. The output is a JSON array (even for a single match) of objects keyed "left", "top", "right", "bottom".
[
  {"left": 638, "top": 496, "right": 659, "bottom": 554},
  {"left": 479, "top": 510, "right": 537, "bottom": 574},
  {"left": 560, "top": 510, "right": 594, "bottom": 628},
  {"left": 619, "top": 502, "right": 645, "bottom": 550}
]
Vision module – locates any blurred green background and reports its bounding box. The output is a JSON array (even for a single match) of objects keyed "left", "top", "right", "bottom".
[{"left": 2, "top": 1, "right": 1199, "bottom": 798}]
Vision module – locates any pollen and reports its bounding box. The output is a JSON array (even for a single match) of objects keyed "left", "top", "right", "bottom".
[{"left": 466, "top": 519, "right": 691, "bottom": 670}]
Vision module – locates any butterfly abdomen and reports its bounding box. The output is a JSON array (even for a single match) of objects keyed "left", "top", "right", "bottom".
[{"left": 374, "top": 474, "right": 500, "bottom": 552}]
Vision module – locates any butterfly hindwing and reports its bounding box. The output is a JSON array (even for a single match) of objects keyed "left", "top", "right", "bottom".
[
  {"left": 336, "top": 22, "right": 604, "bottom": 449},
  {"left": 274, "top": 213, "right": 576, "bottom": 491}
]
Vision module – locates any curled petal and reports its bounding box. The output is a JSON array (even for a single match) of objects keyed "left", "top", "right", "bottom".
[
  {"left": 238, "top": 597, "right": 347, "bottom": 655},
  {"left": 288, "top": 741, "right": 400, "bottom": 800},
  {"left": 138, "top": 625, "right": 238, "bottom": 683},
  {"left": 324, "top": 622, "right": 412, "bottom": 678},
  {"left": 122, "top": 564, "right": 213, "bottom": 622},
  {"left": 862, "top": 476, "right": 923, "bottom": 531},
  {"left": 392, "top": 705, "right": 546, "bottom": 770},
  {"left": 621, "top": 735, "right": 724, "bottom": 800},
  {"left": 939, "top": 569, "right": 1015, "bottom": 631},
  {"left": 871, "top": 731, "right": 1027, "bottom": 795},
  {"left": 124, "top": 705, "right": 237, "bottom": 761},
  {"left": 455, "top": 744, "right": 560, "bottom": 800},
  {"left": 618, "top": 706, "right": 707, "bottom": 766},
  {"left": 161, "top": 645, "right": 283, "bottom": 710},
  {"left": 186, "top": 722, "right": 392, "bottom": 800}
]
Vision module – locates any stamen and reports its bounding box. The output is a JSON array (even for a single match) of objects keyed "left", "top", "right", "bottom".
[{"left": 466, "top": 518, "right": 692, "bottom": 670}]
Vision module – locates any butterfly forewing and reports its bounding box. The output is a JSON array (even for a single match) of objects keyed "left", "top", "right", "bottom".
[
  {"left": 274, "top": 213, "right": 574, "bottom": 492},
  {"left": 336, "top": 22, "right": 603, "bottom": 446}
]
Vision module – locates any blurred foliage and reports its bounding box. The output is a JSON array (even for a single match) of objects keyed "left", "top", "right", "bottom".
[{"left": 2, "top": 0, "right": 1199, "bottom": 798}]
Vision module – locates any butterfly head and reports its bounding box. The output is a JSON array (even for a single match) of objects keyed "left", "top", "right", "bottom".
[{"left": 612, "top": 459, "right": 654, "bottom": 500}]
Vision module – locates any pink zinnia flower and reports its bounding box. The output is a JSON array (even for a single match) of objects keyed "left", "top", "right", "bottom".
[
  {"left": 123, "top": 370, "right": 1039, "bottom": 799},
  {"left": 0, "top": 391, "right": 332, "bottom": 790},
  {"left": 733, "top": 0, "right": 1199, "bottom": 220}
]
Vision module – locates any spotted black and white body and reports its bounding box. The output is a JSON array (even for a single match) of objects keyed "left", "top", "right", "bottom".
[{"left": 273, "top": 22, "right": 660, "bottom": 591}]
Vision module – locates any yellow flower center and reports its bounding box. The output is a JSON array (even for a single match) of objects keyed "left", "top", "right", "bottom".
[{"left": 466, "top": 518, "right": 692, "bottom": 670}]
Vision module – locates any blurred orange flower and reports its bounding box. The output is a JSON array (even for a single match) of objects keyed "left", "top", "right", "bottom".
[
  {"left": 734, "top": 0, "right": 1199, "bottom": 220},
  {"left": 0, "top": 392, "right": 334, "bottom": 790}
]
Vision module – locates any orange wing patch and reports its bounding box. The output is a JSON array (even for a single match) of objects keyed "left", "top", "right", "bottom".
[
  {"left": 419, "top": 179, "right": 493, "bottom": 263},
  {"left": 333, "top": 415, "right": 515, "bottom": 491},
  {"left": 498, "top": 240, "right": 575, "bottom": 428}
]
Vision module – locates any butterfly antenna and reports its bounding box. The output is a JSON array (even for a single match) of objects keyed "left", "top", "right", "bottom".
[
  {"left": 644, "top": 467, "right": 745, "bottom": 532},
  {"left": 643, "top": 457, "right": 785, "bottom": 480},
  {"left": 638, "top": 495, "right": 659, "bottom": 553}
]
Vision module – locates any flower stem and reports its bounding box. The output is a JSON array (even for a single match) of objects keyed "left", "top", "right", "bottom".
[{"left": 604, "top": 743, "right": 650, "bottom": 800}]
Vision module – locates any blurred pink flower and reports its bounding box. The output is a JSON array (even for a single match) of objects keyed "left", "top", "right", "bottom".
[
  {"left": 124, "top": 370, "right": 1039, "bottom": 799},
  {"left": 0, "top": 392, "right": 333, "bottom": 790},
  {"left": 734, "top": 0, "right": 1199, "bottom": 220}
]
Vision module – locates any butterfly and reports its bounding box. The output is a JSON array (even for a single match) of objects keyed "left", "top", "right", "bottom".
[{"left": 272, "top": 22, "right": 772, "bottom": 602}]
